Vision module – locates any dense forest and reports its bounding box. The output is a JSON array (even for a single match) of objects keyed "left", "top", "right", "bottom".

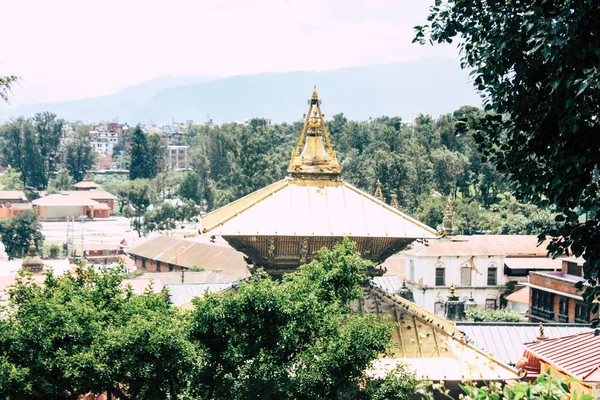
[{"left": 179, "top": 106, "right": 558, "bottom": 235}]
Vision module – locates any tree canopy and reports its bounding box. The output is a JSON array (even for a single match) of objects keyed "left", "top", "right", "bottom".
[{"left": 416, "top": 0, "right": 600, "bottom": 322}]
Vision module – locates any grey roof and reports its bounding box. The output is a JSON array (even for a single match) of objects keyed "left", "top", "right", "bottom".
[
  {"left": 166, "top": 283, "right": 232, "bottom": 306},
  {"left": 371, "top": 275, "right": 403, "bottom": 294},
  {"left": 457, "top": 322, "right": 592, "bottom": 366}
]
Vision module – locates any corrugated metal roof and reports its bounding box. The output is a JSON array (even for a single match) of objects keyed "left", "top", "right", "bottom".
[
  {"left": 32, "top": 193, "right": 100, "bottom": 207},
  {"left": 201, "top": 178, "right": 438, "bottom": 238},
  {"left": 69, "top": 190, "right": 117, "bottom": 200},
  {"left": 372, "top": 275, "right": 403, "bottom": 294},
  {"left": 127, "top": 236, "right": 249, "bottom": 277},
  {"left": 405, "top": 235, "right": 550, "bottom": 257},
  {"left": 0, "top": 191, "right": 27, "bottom": 201},
  {"left": 525, "top": 331, "right": 600, "bottom": 381},
  {"left": 167, "top": 283, "right": 232, "bottom": 306},
  {"left": 137, "top": 271, "right": 238, "bottom": 285},
  {"left": 458, "top": 322, "right": 592, "bottom": 366}
]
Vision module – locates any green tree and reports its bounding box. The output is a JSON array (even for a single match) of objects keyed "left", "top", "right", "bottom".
[
  {"left": 125, "top": 179, "right": 152, "bottom": 237},
  {"left": 0, "top": 167, "right": 23, "bottom": 190},
  {"left": 48, "top": 170, "right": 75, "bottom": 191},
  {"left": 188, "top": 239, "right": 397, "bottom": 400},
  {"left": 63, "top": 125, "right": 96, "bottom": 183},
  {"left": 416, "top": 0, "right": 600, "bottom": 321},
  {"left": 146, "top": 133, "right": 165, "bottom": 179},
  {"left": 0, "top": 210, "right": 43, "bottom": 258},
  {"left": 0, "top": 264, "right": 200, "bottom": 399},
  {"left": 32, "top": 112, "right": 64, "bottom": 188},
  {"left": 128, "top": 125, "right": 148, "bottom": 180}
]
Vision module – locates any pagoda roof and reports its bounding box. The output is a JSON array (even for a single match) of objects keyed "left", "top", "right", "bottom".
[
  {"left": 201, "top": 177, "right": 437, "bottom": 239},
  {"left": 202, "top": 87, "right": 437, "bottom": 240}
]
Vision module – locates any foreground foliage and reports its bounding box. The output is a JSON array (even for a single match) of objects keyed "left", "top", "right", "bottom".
[
  {"left": 0, "top": 210, "right": 43, "bottom": 258},
  {"left": 417, "top": 0, "right": 600, "bottom": 322},
  {"left": 0, "top": 240, "right": 418, "bottom": 399}
]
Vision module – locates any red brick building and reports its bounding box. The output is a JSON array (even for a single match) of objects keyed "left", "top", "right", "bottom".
[{"left": 528, "top": 258, "right": 592, "bottom": 323}]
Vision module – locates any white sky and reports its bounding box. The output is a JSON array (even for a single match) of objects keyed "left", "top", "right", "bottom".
[{"left": 1, "top": 0, "right": 457, "bottom": 105}]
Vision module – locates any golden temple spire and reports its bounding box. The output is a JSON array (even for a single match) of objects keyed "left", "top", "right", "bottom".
[
  {"left": 288, "top": 88, "right": 341, "bottom": 180},
  {"left": 390, "top": 193, "right": 401, "bottom": 210},
  {"left": 374, "top": 179, "right": 384, "bottom": 202}
]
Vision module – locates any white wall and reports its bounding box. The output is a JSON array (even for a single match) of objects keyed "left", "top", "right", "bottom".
[
  {"left": 406, "top": 254, "right": 506, "bottom": 314},
  {"left": 46, "top": 205, "right": 86, "bottom": 219}
]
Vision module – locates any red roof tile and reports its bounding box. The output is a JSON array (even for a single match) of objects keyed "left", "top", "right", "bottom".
[{"left": 525, "top": 331, "right": 599, "bottom": 381}]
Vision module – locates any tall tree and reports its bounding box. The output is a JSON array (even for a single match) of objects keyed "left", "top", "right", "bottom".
[
  {"left": 32, "top": 112, "right": 64, "bottom": 188},
  {"left": 146, "top": 133, "right": 165, "bottom": 179},
  {"left": 63, "top": 125, "right": 96, "bottom": 183},
  {"left": 417, "top": 0, "right": 600, "bottom": 320},
  {"left": 128, "top": 125, "right": 148, "bottom": 180}
]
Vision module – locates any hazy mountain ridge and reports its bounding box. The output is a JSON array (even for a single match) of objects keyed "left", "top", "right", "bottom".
[{"left": 0, "top": 58, "right": 480, "bottom": 124}]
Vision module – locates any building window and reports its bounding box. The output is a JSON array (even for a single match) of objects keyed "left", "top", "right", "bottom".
[
  {"left": 461, "top": 263, "right": 471, "bottom": 286},
  {"left": 409, "top": 260, "right": 415, "bottom": 283},
  {"left": 487, "top": 263, "right": 497, "bottom": 286},
  {"left": 575, "top": 301, "right": 589, "bottom": 323},
  {"left": 485, "top": 298, "right": 497, "bottom": 311},
  {"left": 435, "top": 263, "right": 445, "bottom": 286},
  {"left": 558, "top": 297, "right": 568, "bottom": 322},
  {"left": 531, "top": 288, "right": 554, "bottom": 320},
  {"left": 567, "top": 262, "right": 583, "bottom": 277}
]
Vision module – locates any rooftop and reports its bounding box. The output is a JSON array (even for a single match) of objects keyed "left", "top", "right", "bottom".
[
  {"left": 458, "top": 322, "right": 591, "bottom": 366},
  {"left": 67, "top": 190, "right": 117, "bottom": 200},
  {"left": 127, "top": 236, "right": 248, "bottom": 278},
  {"left": 74, "top": 179, "right": 99, "bottom": 189},
  {"left": 32, "top": 193, "right": 100, "bottom": 207},
  {"left": 404, "top": 235, "right": 550, "bottom": 257},
  {"left": 525, "top": 331, "right": 600, "bottom": 381},
  {"left": 0, "top": 190, "right": 27, "bottom": 201}
]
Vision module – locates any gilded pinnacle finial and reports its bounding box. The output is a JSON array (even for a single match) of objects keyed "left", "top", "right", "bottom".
[
  {"left": 538, "top": 322, "right": 546, "bottom": 340},
  {"left": 374, "top": 179, "right": 384, "bottom": 202},
  {"left": 390, "top": 193, "right": 401, "bottom": 210},
  {"left": 450, "top": 283, "right": 456, "bottom": 297},
  {"left": 288, "top": 88, "right": 341, "bottom": 179},
  {"left": 444, "top": 196, "right": 453, "bottom": 213}
]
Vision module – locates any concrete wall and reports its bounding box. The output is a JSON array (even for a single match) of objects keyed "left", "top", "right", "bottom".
[
  {"left": 407, "top": 254, "right": 505, "bottom": 313},
  {"left": 46, "top": 205, "right": 86, "bottom": 219}
]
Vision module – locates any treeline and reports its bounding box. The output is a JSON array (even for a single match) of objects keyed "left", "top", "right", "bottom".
[{"left": 179, "top": 107, "right": 558, "bottom": 234}]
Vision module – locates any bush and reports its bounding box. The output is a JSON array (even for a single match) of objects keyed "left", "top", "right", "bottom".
[{"left": 466, "top": 307, "right": 523, "bottom": 322}]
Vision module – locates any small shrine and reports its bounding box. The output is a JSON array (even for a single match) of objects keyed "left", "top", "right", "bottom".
[{"left": 21, "top": 237, "right": 44, "bottom": 273}]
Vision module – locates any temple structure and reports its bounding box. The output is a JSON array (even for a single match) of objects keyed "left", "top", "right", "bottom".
[{"left": 201, "top": 88, "right": 438, "bottom": 276}]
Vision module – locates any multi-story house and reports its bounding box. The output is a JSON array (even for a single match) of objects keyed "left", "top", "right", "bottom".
[
  {"left": 528, "top": 257, "right": 593, "bottom": 323},
  {"left": 404, "top": 235, "right": 554, "bottom": 315},
  {"left": 167, "top": 145, "right": 189, "bottom": 170}
]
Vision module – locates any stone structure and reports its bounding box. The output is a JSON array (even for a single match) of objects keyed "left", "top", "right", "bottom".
[{"left": 21, "top": 237, "right": 44, "bottom": 273}]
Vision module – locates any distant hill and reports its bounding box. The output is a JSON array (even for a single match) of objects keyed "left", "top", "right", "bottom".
[{"left": 0, "top": 58, "right": 481, "bottom": 124}]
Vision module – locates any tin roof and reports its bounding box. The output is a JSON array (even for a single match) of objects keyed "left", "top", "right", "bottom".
[
  {"left": 458, "top": 322, "right": 591, "bottom": 366},
  {"left": 32, "top": 193, "right": 100, "bottom": 207},
  {"left": 68, "top": 190, "right": 117, "bottom": 200},
  {"left": 0, "top": 190, "right": 27, "bottom": 201},
  {"left": 127, "top": 236, "right": 249, "bottom": 278},
  {"left": 405, "top": 235, "right": 550, "bottom": 257},
  {"left": 166, "top": 283, "right": 232, "bottom": 306},
  {"left": 525, "top": 331, "right": 600, "bottom": 381},
  {"left": 74, "top": 180, "right": 99, "bottom": 189},
  {"left": 201, "top": 178, "right": 438, "bottom": 239}
]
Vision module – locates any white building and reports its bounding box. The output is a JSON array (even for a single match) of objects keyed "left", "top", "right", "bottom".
[
  {"left": 403, "top": 235, "right": 551, "bottom": 315},
  {"left": 91, "top": 131, "right": 119, "bottom": 156}
]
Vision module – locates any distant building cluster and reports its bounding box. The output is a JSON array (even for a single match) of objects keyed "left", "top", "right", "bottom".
[{"left": 63, "top": 120, "right": 194, "bottom": 172}]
